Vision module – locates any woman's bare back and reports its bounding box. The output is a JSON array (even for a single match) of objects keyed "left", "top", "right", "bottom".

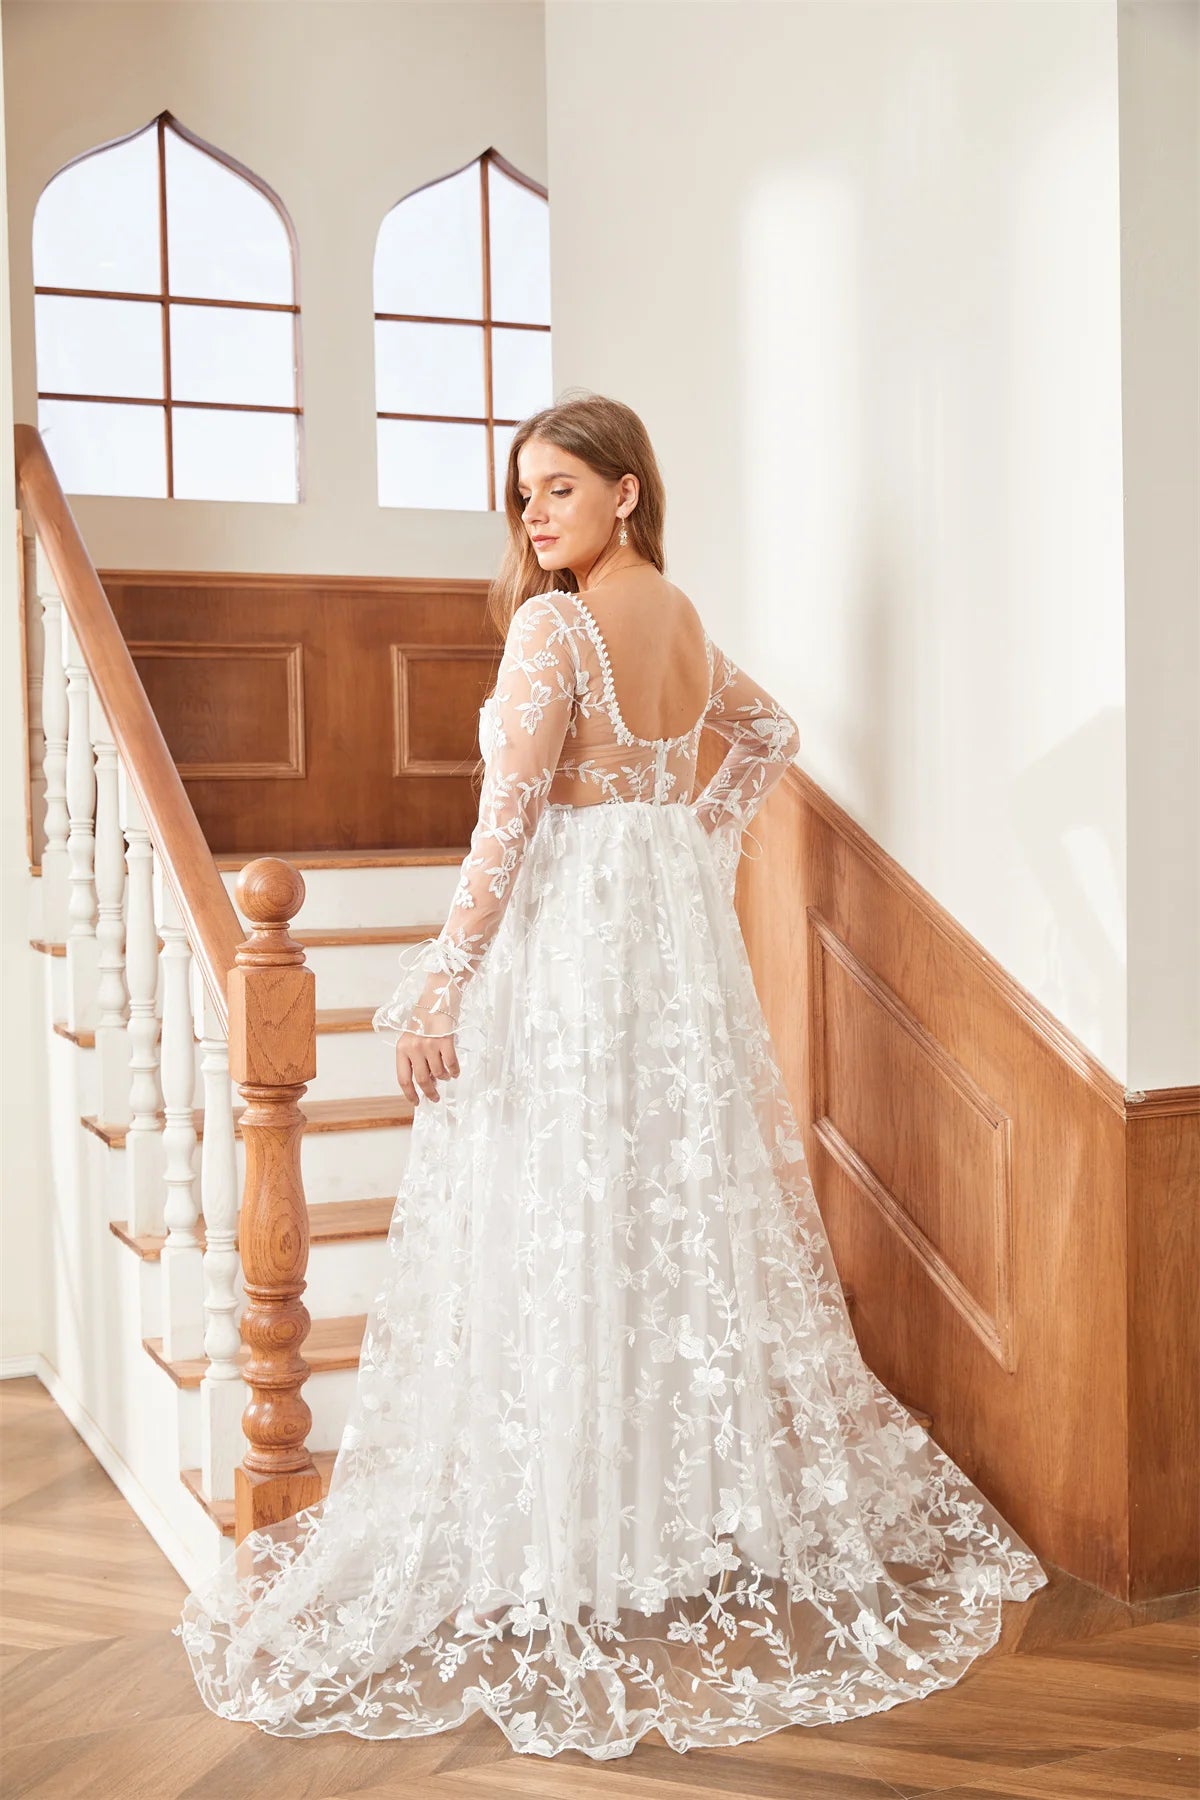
[{"left": 570, "top": 573, "right": 711, "bottom": 745}]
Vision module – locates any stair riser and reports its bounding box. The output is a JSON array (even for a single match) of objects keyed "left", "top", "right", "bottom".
[
  {"left": 102, "top": 1124, "right": 411, "bottom": 1212},
  {"left": 299, "top": 1366, "right": 362, "bottom": 1453},
  {"left": 295, "top": 1124, "right": 410, "bottom": 1200},
  {"left": 298, "top": 1234, "right": 393, "bottom": 1319},
  {"left": 305, "top": 941, "right": 435, "bottom": 1008},
  {"left": 219, "top": 863, "right": 462, "bottom": 931},
  {"left": 133, "top": 1227, "right": 391, "bottom": 1335},
  {"left": 307, "top": 1030, "right": 400, "bottom": 1102},
  {"left": 86, "top": 1033, "right": 399, "bottom": 1113},
  {"left": 128, "top": 1253, "right": 169, "bottom": 1340},
  {"left": 179, "top": 1367, "right": 362, "bottom": 1460}
]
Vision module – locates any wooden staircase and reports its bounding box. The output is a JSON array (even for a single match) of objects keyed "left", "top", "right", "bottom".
[
  {"left": 35, "top": 832, "right": 934, "bottom": 1548},
  {"left": 17, "top": 419, "right": 934, "bottom": 1576},
  {"left": 29, "top": 828, "right": 468, "bottom": 1567}
]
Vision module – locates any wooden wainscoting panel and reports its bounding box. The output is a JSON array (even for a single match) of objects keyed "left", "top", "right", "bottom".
[
  {"left": 391, "top": 644, "right": 496, "bottom": 776},
  {"left": 738, "top": 764, "right": 1194, "bottom": 1602},
  {"left": 101, "top": 572, "right": 498, "bottom": 852},
  {"left": 128, "top": 642, "right": 305, "bottom": 778},
  {"left": 808, "top": 911, "right": 1016, "bottom": 1371}
]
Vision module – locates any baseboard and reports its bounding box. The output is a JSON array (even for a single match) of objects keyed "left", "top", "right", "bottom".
[{"left": 1, "top": 1356, "right": 216, "bottom": 1594}]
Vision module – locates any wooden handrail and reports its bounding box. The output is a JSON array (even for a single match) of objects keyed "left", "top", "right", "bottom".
[{"left": 14, "top": 423, "right": 242, "bottom": 1032}]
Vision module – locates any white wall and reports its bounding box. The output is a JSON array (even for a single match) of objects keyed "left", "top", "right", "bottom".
[
  {"left": 0, "top": 13, "right": 51, "bottom": 1368},
  {"left": 1118, "top": 0, "right": 1199, "bottom": 1092},
  {"left": 2, "top": 0, "right": 547, "bottom": 577},
  {"left": 546, "top": 0, "right": 1141, "bottom": 1082},
  {"left": 3, "top": 0, "right": 1195, "bottom": 1135}
]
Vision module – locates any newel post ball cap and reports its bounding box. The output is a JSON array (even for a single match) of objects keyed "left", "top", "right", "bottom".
[{"left": 235, "top": 857, "right": 306, "bottom": 925}]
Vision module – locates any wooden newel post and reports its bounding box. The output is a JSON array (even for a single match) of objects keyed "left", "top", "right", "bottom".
[{"left": 229, "top": 856, "right": 322, "bottom": 1542}]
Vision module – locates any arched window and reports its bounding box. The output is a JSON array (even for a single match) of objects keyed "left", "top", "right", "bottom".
[
  {"left": 374, "top": 149, "right": 551, "bottom": 511},
  {"left": 33, "top": 110, "right": 301, "bottom": 502}
]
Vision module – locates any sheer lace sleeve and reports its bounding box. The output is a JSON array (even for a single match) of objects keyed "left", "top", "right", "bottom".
[
  {"left": 690, "top": 644, "right": 800, "bottom": 885},
  {"left": 372, "top": 595, "right": 576, "bottom": 1042}
]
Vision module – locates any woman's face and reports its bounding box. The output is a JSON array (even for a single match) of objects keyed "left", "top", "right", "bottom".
[{"left": 515, "top": 438, "right": 637, "bottom": 584}]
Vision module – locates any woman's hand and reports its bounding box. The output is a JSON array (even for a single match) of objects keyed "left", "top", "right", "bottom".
[{"left": 393, "top": 1025, "right": 459, "bottom": 1106}]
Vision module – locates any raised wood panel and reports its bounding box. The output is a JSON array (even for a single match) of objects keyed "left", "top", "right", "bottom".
[
  {"left": 739, "top": 766, "right": 1197, "bottom": 1603},
  {"left": 391, "top": 644, "right": 495, "bottom": 776},
  {"left": 128, "top": 642, "right": 305, "bottom": 778},
  {"left": 808, "top": 912, "right": 1015, "bottom": 1371},
  {"left": 101, "top": 573, "right": 498, "bottom": 852}
]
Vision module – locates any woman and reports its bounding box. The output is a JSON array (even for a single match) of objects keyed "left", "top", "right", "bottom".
[{"left": 176, "top": 393, "right": 1048, "bottom": 1760}]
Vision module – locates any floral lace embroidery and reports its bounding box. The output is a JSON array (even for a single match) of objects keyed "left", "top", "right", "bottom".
[
  {"left": 176, "top": 593, "right": 1048, "bottom": 1758},
  {"left": 177, "top": 790, "right": 1049, "bottom": 1757}
]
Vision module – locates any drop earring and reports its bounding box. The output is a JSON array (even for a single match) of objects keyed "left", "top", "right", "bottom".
[{"left": 618, "top": 513, "right": 628, "bottom": 547}]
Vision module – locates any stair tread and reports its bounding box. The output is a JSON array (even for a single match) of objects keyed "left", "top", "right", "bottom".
[
  {"left": 213, "top": 848, "right": 469, "bottom": 871},
  {"left": 177, "top": 1344, "right": 933, "bottom": 1542},
  {"left": 316, "top": 1005, "right": 375, "bottom": 1032},
  {"left": 83, "top": 1092, "right": 414, "bottom": 1149},
  {"left": 60, "top": 1006, "right": 380, "bottom": 1045},
  {"left": 294, "top": 924, "right": 440, "bottom": 947},
  {"left": 182, "top": 1453, "right": 337, "bottom": 1535},
  {"left": 150, "top": 1287, "right": 859, "bottom": 1378},
  {"left": 168, "top": 1278, "right": 931, "bottom": 1534},
  {"left": 145, "top": 1312, "right": 367, "bottom": 1388},
  {"left": 111, "top": 1195, "right": 396, "bottom": 1260},
  {"left": 54, "top": 1020, "right": 96, "bottom": 1048}
]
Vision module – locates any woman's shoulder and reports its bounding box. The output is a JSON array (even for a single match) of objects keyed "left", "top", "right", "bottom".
[
  {"left": 573, "top": 573, "right": 699, "bottom": 619},
  {"left": 573, "top": 570, "right": 686, "bottom": 598}
]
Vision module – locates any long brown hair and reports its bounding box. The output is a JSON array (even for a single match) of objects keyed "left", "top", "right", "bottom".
[
  {"left": 486, "top": 388, "right": 667, "bottom": 645},
  {"left": 464, "top": 391, "right": 668, "bottom": 792}
]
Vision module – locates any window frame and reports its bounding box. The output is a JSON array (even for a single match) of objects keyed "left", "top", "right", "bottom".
[
  {"left": 34, "top": 108, "right": 304, "bottom": 501},
  {"left": 374, "top": 146, "right": 549, "bottom": 512}
]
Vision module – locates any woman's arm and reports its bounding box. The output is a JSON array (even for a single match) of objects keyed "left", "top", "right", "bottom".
[
  {"left": 372, "top": 594, "right": 576, "bottom": 1042},
  {"left": 691, "top": 641, "right": 801, "bottom": 838}
]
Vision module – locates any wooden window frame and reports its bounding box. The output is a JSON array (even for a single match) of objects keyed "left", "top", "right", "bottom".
[
  {"left": 34, "top": 109, "right": 304, "bottom": 500},
  {"left": 375, "top": 147, "right": 549, "bottom": 511}
]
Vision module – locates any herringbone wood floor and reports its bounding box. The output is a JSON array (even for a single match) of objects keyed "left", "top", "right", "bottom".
[{"left": 1, "top": 1376, "right": 1196, "bottom": 1799}]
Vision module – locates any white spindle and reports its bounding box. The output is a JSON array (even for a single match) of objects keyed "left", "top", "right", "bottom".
[
  {"left": 91, "top": 698, "right": 130, "bottom": 1125},
  {"left": 61, "top": 616, "right": 99, "bottom": 1032},
  {"left": 198, "top": 995, "right": 247, "bottom": 1500},
  {"left": 120, "top": 776, "right": 164, "bottom": 1236},
  {"left": 23, "top": 531, "right": 47, "bottom": 940},
  {"left": 37, "top": 546, "right": 69, "bottom": 943},
  {"left": 159, "top": 874, "right": 203, "bottom": 1360}
]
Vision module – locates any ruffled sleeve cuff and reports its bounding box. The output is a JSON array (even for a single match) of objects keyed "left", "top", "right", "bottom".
[{"left": 371, "top": 934, "right": 477, "bottom": 1042}]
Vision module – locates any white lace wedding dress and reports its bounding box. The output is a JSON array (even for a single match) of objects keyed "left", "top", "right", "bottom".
[{"left": 175, "top": 589, "right": 1048, "bottom": 1759}]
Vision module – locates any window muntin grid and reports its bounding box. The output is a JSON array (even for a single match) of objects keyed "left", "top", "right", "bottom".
[
  {"left": 374, "top": 150, "right": 551, "bottom": 512},
  {"left": 32, "top": 110, "right": 302, "bottom": 501}
]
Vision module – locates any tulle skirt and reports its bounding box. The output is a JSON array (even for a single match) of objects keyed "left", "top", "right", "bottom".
[{"left": 174, "top": 799, "right": 1048, "bottom": 1759}]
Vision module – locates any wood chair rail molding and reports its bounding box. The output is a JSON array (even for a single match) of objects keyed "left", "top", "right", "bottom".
[
  {"left": 793, "top": 769, "right": 1130, "bottom": 1115},
  {"left": 14, "top": 424, "right": 241, "bottom": 1031}
]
